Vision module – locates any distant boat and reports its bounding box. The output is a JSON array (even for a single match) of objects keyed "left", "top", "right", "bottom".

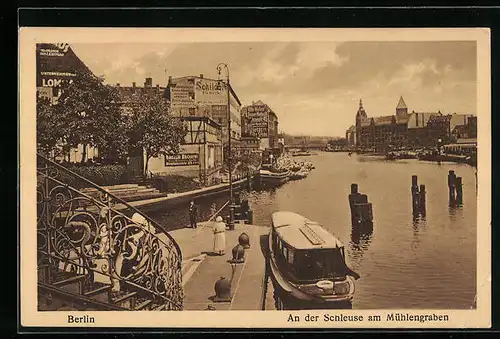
[
  {"left": 268, "top": 211, "right": 359, "bottom": 307},
  {"left": 259, "top": 169, "right": 290, "bottom": 186}
]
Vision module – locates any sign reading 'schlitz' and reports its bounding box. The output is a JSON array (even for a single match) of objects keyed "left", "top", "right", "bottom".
[{"left": 195, "top": 78, "right": 227, "bottom": 105}]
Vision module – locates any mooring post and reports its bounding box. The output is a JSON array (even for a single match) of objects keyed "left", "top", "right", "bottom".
[
  {"left": 348, "top": 183, "right": 359, "bottom": 224},
  {"left": 456, "top": 177, "right": 463, "bottom": 204},
  {"left": 411, "top": 175, "right": 420, "bottom": 214},
  {"left": 448, "top": 170, "right": 456, "bottom": 201},
  {"left": 419, "top": 184, "right": 426, "bottom": 216}
]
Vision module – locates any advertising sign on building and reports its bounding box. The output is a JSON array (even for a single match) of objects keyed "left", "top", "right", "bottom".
[
  {"left": 36, "top": 43, "right": 89, "bottom": 89},
  {"left": 195, "top": 78, "right": 227, "bottom": 105},
  {"left": 246, "top": 104, "right": 269, "bottom": 138},
  {"left": 164, "top": 153, "right": 200, "bottom": 167},
  {"left": 170, "top": 87, "right": 195, "bottom": 108}
]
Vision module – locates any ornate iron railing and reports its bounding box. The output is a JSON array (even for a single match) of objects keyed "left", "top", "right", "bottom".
[{"left": 37, "top": 154, "right": 183, "bottom": 310}]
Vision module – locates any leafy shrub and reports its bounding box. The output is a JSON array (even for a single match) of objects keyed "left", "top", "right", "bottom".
[{"left": 63, "top": 165, "right": 128, "bottom": 188}]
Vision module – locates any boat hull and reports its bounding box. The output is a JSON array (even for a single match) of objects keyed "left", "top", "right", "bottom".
[
  {"left": 259, "top": 171, "right": 290, "bottom": 185},
  {"left": 267, "top": 232, "right": 355, "bottom": 305}
]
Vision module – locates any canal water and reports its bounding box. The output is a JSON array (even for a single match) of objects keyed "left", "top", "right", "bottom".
[{"left": 152, "top": 152, "right": 477, "bottom": 310}]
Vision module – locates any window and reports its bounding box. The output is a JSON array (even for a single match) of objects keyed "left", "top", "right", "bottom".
[
  {"left": 283, "top": 246, "right": 288, "bottom": 260},
  {"left": 288, "top": 249, "right": 294, "bottom": 265}
]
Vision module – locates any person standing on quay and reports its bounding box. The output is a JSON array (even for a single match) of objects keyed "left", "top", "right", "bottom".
[
  {"left": 213, "top": 216, "right": 226, "bottom": 255},
  {"left": 188, "top": 200, "right": 198, "bottom": 229}
]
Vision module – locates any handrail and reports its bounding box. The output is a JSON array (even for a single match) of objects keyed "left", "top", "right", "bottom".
[
  {"left": 37, "top": 153, "right": 184, "bottom": 310},
  {"left": 37, "top": 153, "right": 182, "bottom": 260}
]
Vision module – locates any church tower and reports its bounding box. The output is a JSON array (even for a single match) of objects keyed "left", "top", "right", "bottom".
[
  {"left": 396, "top": 96, "right": 408, "bottom": 117},
  {"left": 355, "top": 99, "right": 368, "bottom": 146},
  {"left": 356, "top": 99, "right": 368, "bottom": 127}
]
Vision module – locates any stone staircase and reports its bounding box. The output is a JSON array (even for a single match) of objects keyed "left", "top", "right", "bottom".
[
  {"left": 38, "top": 265, "right": 171, "bottom": 311},
  {"left": 80, "top": 183, "right": 166, "bottom": 203}
]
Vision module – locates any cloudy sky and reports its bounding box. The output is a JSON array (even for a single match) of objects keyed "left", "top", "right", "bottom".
[{"left": 72, "top": 41, "right": 477, "bottom": 137}]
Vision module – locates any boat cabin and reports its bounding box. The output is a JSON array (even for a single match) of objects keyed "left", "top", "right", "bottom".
[{"left": 271, "top": 212, "right": 349, "bottom": 283}]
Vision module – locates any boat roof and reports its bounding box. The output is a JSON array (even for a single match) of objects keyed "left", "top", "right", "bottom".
[{"left": 271, "top": 211, "right": 344, "bottom": 250}]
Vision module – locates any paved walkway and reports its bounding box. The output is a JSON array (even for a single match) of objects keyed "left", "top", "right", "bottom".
[{"left": 167, "top": 222, "right": 270, "bottom": 311}]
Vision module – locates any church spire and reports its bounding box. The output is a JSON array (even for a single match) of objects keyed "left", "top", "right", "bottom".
[
  {"left": 359, "top": 98, "right": 363, "bottom": 109},
  {"left": 396, "top": 96, "right": 407, "bottom": 110},
  {"left": 396, "top": 96, "right": 408, "bottom": 116}
]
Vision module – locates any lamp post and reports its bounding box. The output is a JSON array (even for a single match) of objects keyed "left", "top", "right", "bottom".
[{"left": 217, "top": 63, "right": 234, "bottom": 228}]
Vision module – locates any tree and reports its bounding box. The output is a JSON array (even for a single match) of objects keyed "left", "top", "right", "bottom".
[
  {"left": 36, "top": 95, "right": 66, "bottom": 158},
  {"left": 54, "top": 70, "right": 124, "bottom": 163},
  {"left": 127, "top": 94, "right": 186, "bottom": 176}
]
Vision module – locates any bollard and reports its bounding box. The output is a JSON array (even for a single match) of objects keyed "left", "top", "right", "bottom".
[
  {"left": 213, "top": 277, "right": 232, "bottom": 302},
  {"left": 456, "top": 177, "right": 463, "bottom": 204},
  {"left": 419, "top": 184, "right": 426, "bottom": 216},
  {"left": 238, "top": 232, "right": 251, "bottom": 249},
  {"left": 230, "top": 244, "right": 245, "bottom": 264}
]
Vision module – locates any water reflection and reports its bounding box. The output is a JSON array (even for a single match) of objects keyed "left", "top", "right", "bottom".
[
  {"left": 348, "top": 221, "right": 373, "bottom": 272},
  {"left": 272, "top": 287, "right": 353, "bottom": 310}
]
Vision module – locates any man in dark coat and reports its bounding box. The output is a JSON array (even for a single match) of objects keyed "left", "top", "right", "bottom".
[{"left": 188, "top": 200, "right": 198, "bottom": 229}]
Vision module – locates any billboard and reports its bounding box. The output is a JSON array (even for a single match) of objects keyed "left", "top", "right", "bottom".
[
  {"left": 245, "top": 104, "right": 269, "bottom": 138},
  {"left": 195, "top": 78, "right": 227, "bottom": 105},
  {"left": 36, "top": 43, "right": 90, "bottom": 89},
  {"left": 170, "top": 86, "right": 195, "bottom": 108},
  {"left": 164, "top": 153, "right": 200, "bottom": 167}
]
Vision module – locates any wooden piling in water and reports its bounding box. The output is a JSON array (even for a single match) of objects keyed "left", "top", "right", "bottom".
[
  {"left": 448, "top": 170, "right": 456, "bottom": 201},
  {"left": 348, "top": 183, "right": 373, "bottom": 225},
  {"left": 419, "top": 184, "right": 426, "bottom": 216},
  {"left": 411, "top": 175, "right": 420, "bottom": 215},
  {"left": 456, "top": 177, "right": 463, "bottom": 204}
]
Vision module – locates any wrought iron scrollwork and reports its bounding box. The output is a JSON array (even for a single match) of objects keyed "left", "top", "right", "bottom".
[{"left": 36, "top": 154, "right": 183, "bottom": 310}]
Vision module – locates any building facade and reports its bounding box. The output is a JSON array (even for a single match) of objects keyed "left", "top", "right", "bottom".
[
  {"left": 354, "top": 96, "right": 476, "bottom": 150},
  {"left": 241, "top": 100, "right": 279, "bottom": 150},
  {"left": 356, "top": 97, "right": 409, "bottom": 150}
]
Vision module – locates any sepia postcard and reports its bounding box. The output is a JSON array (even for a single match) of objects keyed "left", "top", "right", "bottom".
[{"left": 19, "top": 27, "right": 491, "bottom": 329}]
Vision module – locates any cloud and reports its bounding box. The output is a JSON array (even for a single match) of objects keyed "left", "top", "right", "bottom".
[{"left": 71, "top": 41, "right": 477, "bottom": 137}]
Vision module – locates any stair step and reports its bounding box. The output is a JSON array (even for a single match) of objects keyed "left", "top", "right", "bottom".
[
  {"left": 103, "top": 184, "right": 140, "bottom": 189},
  {"left": 111, "top": 291, "right": 137, "bottom": 304},
  {"left": 84, "top": 284, "right": 111, "bottom": 297},
  {"left": 135, "top": 299, "right": 153, "bottom": 310},
  {"left": 52, "top": 273, "right": 86, "bottom": 287},
  {"left": 120, "top": 192, "right": 166, "bottom": 202}
]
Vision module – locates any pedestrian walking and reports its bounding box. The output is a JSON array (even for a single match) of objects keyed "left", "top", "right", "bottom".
[
  {"left": 188, "top": 201, "right": 198, "bottom": 229},
  {"left": 213, "top": 216, "right": 226, "bottom": 255}
]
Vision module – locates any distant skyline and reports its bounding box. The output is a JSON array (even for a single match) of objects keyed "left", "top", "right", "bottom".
[{"left": 72, "top": 41, "right": 477, "bottom": 137}]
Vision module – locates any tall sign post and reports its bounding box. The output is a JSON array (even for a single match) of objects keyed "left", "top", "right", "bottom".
[{"left": 217, "top": 63, "right": 234, "bottom": 229}]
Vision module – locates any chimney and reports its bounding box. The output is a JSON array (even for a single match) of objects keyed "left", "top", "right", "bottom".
[
  {"left": 199, "top": 74, "right": 204, "bottom": 78},
  {"left": 116, "top": 83, "right": 120, "bottom": 87},
  {"left": 168, "top": 76, "right": 172, "bottom": 84},
  {"left": 145, "top": 77, "right": 153, "bottom": 88},
  {"left": 132, "top": 82, "right": 136, "bottom": 88}
]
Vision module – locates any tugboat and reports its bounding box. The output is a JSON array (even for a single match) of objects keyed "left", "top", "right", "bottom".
[{"left": 268, "top": 211, "right": 359, "bottom": 307}]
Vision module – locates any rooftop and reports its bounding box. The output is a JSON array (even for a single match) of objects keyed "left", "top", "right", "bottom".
[{"left": 272, "top": 211, "right": 344, "bottom": 250}]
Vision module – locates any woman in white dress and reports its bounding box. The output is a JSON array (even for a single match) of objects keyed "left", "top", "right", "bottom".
[{"left": 213, "top": 216, "right": 226, "bottom": 255}]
